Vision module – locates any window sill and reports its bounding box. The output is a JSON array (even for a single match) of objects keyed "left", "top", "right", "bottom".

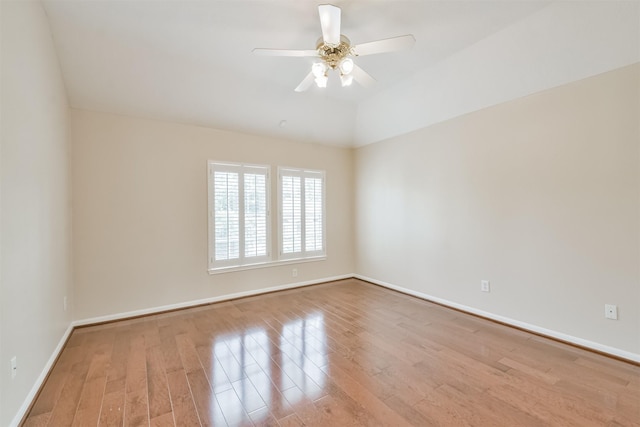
[{"left": 208, "top": 256, "right": 326, "bottom": 275}]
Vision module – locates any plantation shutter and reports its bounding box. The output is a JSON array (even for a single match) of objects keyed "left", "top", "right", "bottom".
[
  {"left": 214, "top": 170, "right": 240, "bottom": 262},
  {"left": 279, "top": 168, "right": 325, "bottom": 259},
  {"left": 281, "top": 175, "right": 302, "bottom": 254},
  {"left": 244, "top": 170, "right": 268, "bottom": 258},
  {"left": 304, "top": 175, "right": 323, "bottom": 252},
  {"left": 209, "top": 162, "right": 270, "bottom": 269}
]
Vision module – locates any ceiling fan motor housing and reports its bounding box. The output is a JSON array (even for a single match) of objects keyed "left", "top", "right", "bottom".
[{"left": 316, "top": 35, "right": 353, "bottom": 70}]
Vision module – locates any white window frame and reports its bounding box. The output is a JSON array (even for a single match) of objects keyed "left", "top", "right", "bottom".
[
  {"left": 278, "top": 167, "right": 326, "bottom": 261},
  {"left": 208, "top": 161, "right": 271, "bottom": 271}
]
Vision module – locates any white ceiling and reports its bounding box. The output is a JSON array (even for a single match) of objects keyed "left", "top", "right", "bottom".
[{"left": 41, "top": 0, "right": 639, "bottom": 147}]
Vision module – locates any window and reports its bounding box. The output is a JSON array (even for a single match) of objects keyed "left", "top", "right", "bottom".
[
  {"left": 279, "top": 167, "right": 325, "bottom": 260},
  {"left": 208, "top": 162, "right": 270, "bottom": 270}
]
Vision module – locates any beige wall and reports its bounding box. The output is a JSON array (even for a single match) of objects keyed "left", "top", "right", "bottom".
[
  {"left": 71, "top": 110, "right": 354, "bottom": 320},
  {"left": 355, "top": 64, "right": 639, "bottom": 356},
  {"left": 0, "top": 1, "right": 72, "bottom": 425}
]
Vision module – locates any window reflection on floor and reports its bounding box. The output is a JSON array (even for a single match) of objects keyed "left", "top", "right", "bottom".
[
  {"left": 211, "top": 312, "right": 327, "bottom": 424},
  {"left": 280, "top": 313, "right": 327, "bottom": 401}
]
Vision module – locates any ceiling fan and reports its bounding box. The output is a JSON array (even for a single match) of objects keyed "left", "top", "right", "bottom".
[{"left": 253, "top": 4, "right": 415, "bottom": 92}]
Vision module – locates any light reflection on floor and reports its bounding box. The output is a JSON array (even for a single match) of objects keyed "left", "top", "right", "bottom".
[{"left": 211, "top": 312, "right": 327, "bottom": 424}]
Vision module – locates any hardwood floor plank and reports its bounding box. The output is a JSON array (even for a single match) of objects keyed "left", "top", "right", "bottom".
[
  {"left": 243, "top": 364, "right": 296, "bottom": 420},
  {"left": 487, "top": 368, "right": 613, "bottom": 426},
  {"left": 21, "top": 412, "right": 50, "bottom": 427},
  {"left": 312, "top": 393, "right": 366, "bottom": 426},
  {"left": 124, "top": 335, "right": 149, "bottom": 426},
  {"left": 22, "top": 279, "right": 639, "bottom": 427},
  {"left": 383, "top": 395, "right": 435, "bottom": 426},
  {"left": 231, "top": 376, "right": 267, "bottom": 414},
  {"left": 159, "top": 325, "right": 183, "bottom": 374},
  {"left": 165, "top": 369, "right": 201, "bottom": 426},
  {"left": 277, "top": 413, "right": 304, "bottom": 427},
  {"left": 175, "top": 334, "right": 204, "bottom": 374},
  {"left": 247, "top": 407, "right": 278, "bottom": 427},
  {"left": 320, "top": 362, "right": 412, "bottom": 426},
  {"left": 98, "top": 388, "right": 126, "bottom": 426},
  {"left": 498, "top": 356, "right": 560, "bottom": 385},
  {"left": 215, "top": 386, "right": 252, "bottom": 426},
  {"left": 149, "top": 411, "right": 175, "bottom": 427},
  {"left": 195, "top": 343, "right": 235, "bottom": 394},
  {"left": 215, "top": 338, "right": 247, "bottom": 384},
  {"left": 146, "top": 345, "right": 172, "bottom": 421},
  {"left": 279, "top": 386, "right": 338, "bottom": 426},
  {"left": 71, "top": 366, "right": 108, "bottom": 425},
  {"left": 186, "top": 368, "right": 227, "bottom": 427},
  {"left": 26, "top": 368, "right": 69, "bottom": 419},
  {"left": 44, "top": 361, "right": 90, "bottom": 426}
]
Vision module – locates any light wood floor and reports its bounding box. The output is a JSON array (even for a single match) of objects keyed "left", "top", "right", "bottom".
[{"left": 23, "top": 279, "right": 639, "bottom": 426}]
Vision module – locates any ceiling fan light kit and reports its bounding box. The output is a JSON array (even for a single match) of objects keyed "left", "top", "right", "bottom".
[
  {"left": 340, "top": 73, "right": 353, "bottom": 87},
  {"left": 253, "top": 4, "right": 415, "bottom": 92},
  {"left": 339, "top": 57, "right": 354, "bottom": 75},
  {"left": 313, "top": 36, "right": 355, "bottom": 87}
]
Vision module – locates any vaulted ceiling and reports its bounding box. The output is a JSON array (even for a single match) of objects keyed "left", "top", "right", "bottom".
[{"left": 42, "top": 0, "right": 639, "bottom": 146}]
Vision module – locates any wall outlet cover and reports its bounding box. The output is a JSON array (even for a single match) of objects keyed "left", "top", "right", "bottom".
[{"left": 481, "top": 280, "right": 490, "bottom": 292}]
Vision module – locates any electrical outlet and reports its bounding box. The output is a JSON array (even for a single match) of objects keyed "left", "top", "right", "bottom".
[
  {"left": 64, "top": 296, "right": 67, "bottom": 312},
  {"left": 605, "top": 304, "right": 618, "bottom": 320},
  {"left": 292, "top": 268, "right": 298, "bottom": 278},
  {"left": 10, "top": 357, "right": 17, "bottom": 379},
  {"left": 480, "top": 280, "right": 490, "bottom": 292}
]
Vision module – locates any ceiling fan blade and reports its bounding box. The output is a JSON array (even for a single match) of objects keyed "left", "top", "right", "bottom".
[
  {"left": 351, "top": 64, "right": 376, "bottom": 88},
  {"left": 352, "top": 34, "right": 416, "bottom": 56},
  {"left": 318, "top": 4, "right": 341, "bottom": 46},
  {"left": 294, "top": 72, "right": 315, "bottom": 92},
  {"left": 253, "top": 48, "right": 319, "bottom": 57}
]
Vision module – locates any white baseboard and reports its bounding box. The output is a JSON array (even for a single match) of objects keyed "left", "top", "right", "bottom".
[
  {"left": 10, "top": 323, "right": 74, "bottom": 427},
  {"left": 73, "top": 274, "right": 352, "bottom": 327},
  {"left": 354, "top": 274, "right": 640, "bottom": 364}
]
